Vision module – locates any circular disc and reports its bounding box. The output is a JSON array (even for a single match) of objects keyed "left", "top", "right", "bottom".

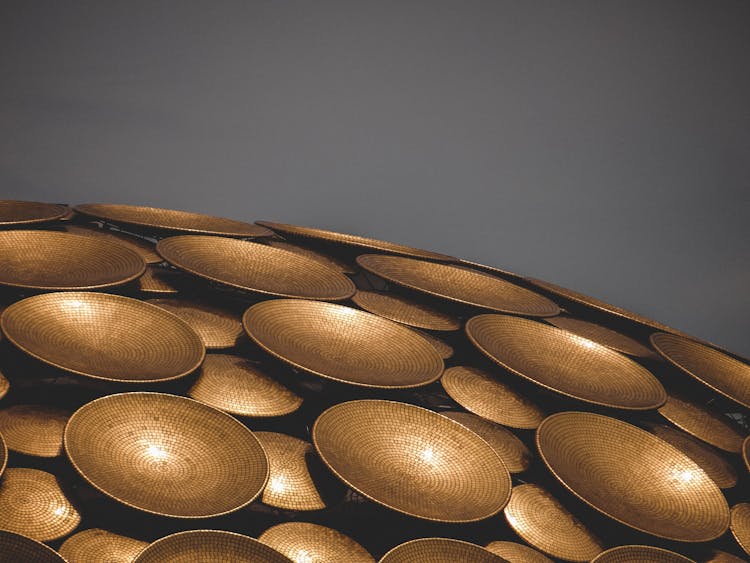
[
  {"left": 537, "top": 411, "right": 730, "bottom": 542},
  {"left": 312, "top": 399, "right": 511, "bottom": 522},
  {"left": 440, "top": 411, "right": 532, "bottom": 473},
  {"left": 256, "top": 220, "right": 455, "bottom": 262},
  {"left": 1, "top": 292, "right": 205, "bottom": 383},
  {"left": 0, "top": 433, "right": 6, "bottom": 478},
  {"left": 351, "top": 290, "right": 461, "bottom": 331},
  {"left": 0, "top": 530, "right": 66, "bottom": 563},
  {"left": 731, "top": 504, "right": 750, "bottom": 557},
  {"left": 243, "top": 300, "right": 444, "bottom": 389},
  {"left": 137, "top": 266, "right": 181, "bottom": 294},
  {"left": 0, "top": 230, "right": 145, "bottom": 291},
  {"left": 380, "top": 538, "right": 504, "bottom": 563},
  {"left": 503, "top": 484, "right": 603, "bottom": 562},
  {"left": 413, "top": 329, "right": 454, "bottom": 359},
  {"left": 466, "top": 315, "right": 666, "bottom": 410},
  {"left": 147, "top": 298, "right": 244, "bottom": 349},
  {"left": 455, "top": 258, "right": 528, "bottom": 284},
  {"left": 64, "top": 392, "right": 269, "bottom": 518},
  {"left": 59, "top": 529, "right": 148, "bottom": 563},
  {"left": 157, "top": 236, "right": 355, "bottom": 301},
  {"left": 0, "top": 467, "right": 80, "bottom": 542},
  {"left": 357, "top": 254, "right": 560, "bottom": 316},
  {"left": 0, "top": 200, "right": 68, "bottom": 226},
  {"left": 485, "top": 541, "right": 553, "bottom": 563},
  {"left": 75, "top": 203, "right": 273, "bottom": 238},
  {"left": 545, "top": 316, "right": 655, "bottom": 358},
  {"left": 0, "top": 404, "right": 70, "bottom": 457},
  {"left": 440, "top": 366, "right": 545, "bottom": 430},
  {"left": 64, "top": 224, "right": 162, "bottom": 263},
  {"left": 189, "top": 354, "right": 302, "bottom": 417},
  {"left": 651, "top": 332, "right": 750, "bottom": 409},
  {"left": 658, "top": 394, "right": 745, "bottom": 453},
  {"left": 591, "top": 546, "right": 695, "bottom": 562},
  {"left": 133, "top": 530, "right": 292, "bottom": 563},
  {"left": 259, "top": 522, "right": 374, "bottom": 563},
  {"left": 264, "top": 239, "right": 357, "bottom": 274}
]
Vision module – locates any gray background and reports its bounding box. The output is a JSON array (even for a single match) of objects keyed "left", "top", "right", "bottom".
[{"left": 1, "top": 1, "right": 748, "bottom": 356}]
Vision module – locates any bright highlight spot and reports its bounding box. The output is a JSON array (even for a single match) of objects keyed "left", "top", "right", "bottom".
[
  {"left": 269, "top": 475, "right": 287, "bottom": 494},
  {"left": 146, "top": 444, "right": 169, "bottom": 460}
]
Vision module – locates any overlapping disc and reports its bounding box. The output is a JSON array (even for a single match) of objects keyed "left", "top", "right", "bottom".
[
  {"left": 537, "top": 411, "right": 730, "bottom": 542},
  {"left": 243, "top": 300, "right": 444, "bottom": 388},
  {"left": 743, "top": 436, "right": 750, "bottom": 474},
  {"left": 147, "top": 298, "right": 244, "bottom": 349},
  {"left": 731, "top": 504, "right": 750, "bottom": 557},
  {"left": 0, "top": 230, "right": 145, "bottom": 291},
  {"left": 351, "top": 290, "right": 461, "bottom": 331},
  {"left": 545, "top": 316, "right": 655, "bottom": 358},
  {"left": 0, "top": 404, "right": 70, "bottom": 457},
  {"left": 413, "top": 329, "right": 454, "bottom": 359},
  {"left": 0, "top": 372, "right": 8, "bottom": 401},
  {"left": 0, "top": 200, "right": 68, "bottom": 226},
  {"left": 455, "top": 258, "right": 528, "bottom": 284},
  {"left": 312, "top": 400, "right": 511, "bottom": 522},
  {"left": 75, "top": 203, "right": 273, "bottom": 238},
  {"left": 705, "top": 550, "right": 747, "bottom": 563},
  {"left": 1, "top": 292, "right": 205, "bottom": 383},
  {"left": 259, "top": 522, "right": 374, "bottom": 563},
  {"left": 485, "top": 541, "right": 553, "bottom": 563},
  {"left": 157, "top": 236, "right": 355, "bottom": 300},
  {"left": 357, "top": 254, "right": 560, "bottom": 316},
  {"left": 0, "top": 530, "right": 66, "bottom": 563},
  {"left": 591, "top": 546, "right": 695, "bottom": 562},
  {"left": 59, "top": 529, "right": 148, "bottom": 563},
  {"left": 64, "top": 392, "right": 269, "bottom": 518},
  {"left": 380, "top": 538, "right": 504, "bottom": 563},
  {"left": 64, "top": 224, "right": 162, "bottom": 264},
  {"left": 263, "top": 239, "right": 357, "bottom": 274},
  {"left": 0, "top": 434, "right": 6, "bottom": 479},
  {"left": 466, "top": 315, "right": 666, "bottom": 409},
  {"left": 137, "top": 266, "right": 182, "bottom": 294}
]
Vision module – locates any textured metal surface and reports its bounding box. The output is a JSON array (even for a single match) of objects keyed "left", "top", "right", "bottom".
[
  {"left": 0, "top": 530, "right": 67, "bottom": 563},
  {"left": 357, "top": 254, "right": 560, "bottom": 316},
  {"left": 704, "top": 550, "right": 748, "bottom": 563},
  {"left": 351, "top": 290, "right": 461, "bottom": 331},
  {"left": 0, "top": 200, "right": 68, "bottom": 226},
  {"left": 0, "top": 230, "right": 145, "bottom": 290},
  {"left": 136, "top": 265, "right": 181, "bottom": 294},
  {"left": 379, "top": 538, "right": 506, "bottom": 563},
  {"left": 64, "top": 392, "right": 269, "bottom": 518},
  {"left": 545, "top": 315, "right": 655, "bottom": 358},
  {"left": 0, "top": 404, "right": 70, "bottom": 458},
  {"left": 1, "top": 292, "right": 205, "bottom": 383},
  {"left": 537, "top": 412, "right": 730, "bottom": 542},
  {"left": 412, "top": 328, "right": 454, "bottom": 359},
  {"left": 0, "top": 433, "right": 6, "bottom": 480},
  {"left": 264, "top": 239, "right": 357, "bottom": 274},
  {"left": 243, "top": 300, "right": 444, "bottom": 388},
  {"left": 591, "top": 545, "right": 695, "bottom": 562},
  {"left": 731, "top": 504, "right": 750, "bottom": 557},
  {"left": 312, "top": 399, "right": 511, "bottom": 522},
  {"left": 484, "top": 541, "right": 553, "bottom": 563},
  {"left": 157, "top": 235, "right": 356, "bottom": 300},
  {"left": 147, "top": 298, "right": 244, "bottom": 349},
  {"left": 466, "top": 315, "right": 666, "bottom": 410},
  {"left": 259, "top": 522, "right": 375, "bottom": 562},
  {"left": 743, "top": 436, "right": 750, "bottom": 474},
  {"left": 59, "top": 528, "right": 148, "bottom": 563},
  {"left": 64, "top": 224, "right": 162, "bottom": 264},
  {"left": 0, "top": 371, "right": 8, "bottom": 401}
]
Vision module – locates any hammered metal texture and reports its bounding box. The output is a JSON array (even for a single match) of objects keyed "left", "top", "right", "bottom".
[
  {"left": 75, "top": 203, "right": 273, "bottom": 238},
  {"left": 0, "top": 230, "right": 145, "bottom": 291},
  {"left": 0, "top": 200, "right": 68, "bottom": 226},
  {"left": 188, "top": 354, "right": 302, "bottom": 417},
  {"left": 440, "top": 366, "right": 545, "bottom": 430},
  {"left": 312, "top": 399, "right": 511, "bottom": 522},
  {"left": 0, "top": 467, "right": 80, "bottom": 541},
  {"left": 503, "top": 483, "right": 603, "bottom": 562},
  {"left": 485, "top": 541, "right": 553, "bottom": 563},
  {"left": 731, "top": 504, "right": 750, "bottom": 557},
  {"left": 243, "top": 300, "right": 444, "bottom": 389},
  {"left": 136, "top": 266, "right": 181, "bottom": 294},
  {"left": 0, "top": 404, "right": 70, "bottom": 457},
  {"left": 157, "top": 236, "right": 355, "bottom": 300},
  {"left": 0, "top": 530, "right": 66, "bottom": 563},
  {"left": 412, "top": 328, "right": 454, "bottom": 359},
  {"left": 59, "top": 528, "right": 148, "bottom": 563},
  {"left": 379, "top": 538, "right": 506, "bottom": 563},
  {"left": 1, "top": 292, "right": 205, "bottom": 383},
  {"left": 351, "top": 290, "right": 461, "bottom": 331},
  {"left": 591, "top": 545, "right": 696, "bottom": 562},
  {"left": 133, "top": 530, "right": 293, "bottom": 563},
  {"left": 545, "top": 316, "right": 655, "bottom": 358},
  {"left": 147, "top": 298, "right": 244, "bottom": 349},
  {"left": 264, "top": 239, "right": 357, "bottom": 274},
  {"left": 64, "top": 392, "right": 269, "bottom": 518},
  {"left": 454, "top": 258, "right": 528, "bottom": 284},
  {"left": 466, "top": 315, "right": 666, "bottom": 410},
  {"left": 357, "top": 254, "right": 560, "bottom": 316},
  {"left": 651, "top": 332, "right": 750, "bottom": 409},
  {"left": 537, "top": 412, "right": 730, "bottom": 542},
  {"left": 259, "top": 522, "right": 375, "bottom": 562},
  {"left": 64, "top": 224, "right": 162, "bottom": 264}
]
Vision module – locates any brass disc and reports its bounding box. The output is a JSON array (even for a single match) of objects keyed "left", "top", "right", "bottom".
[
  {"left": 137, "top": 266, "right": 181, "bottom": 294},
  {"left": 264, "top": 239, "right": 357, "bottom": 274},
  {"left": 413, "top": 329, "right": 454, "bottom": 359},
  {"left": 255, "top": 431, "right": 334, "bottom": 511},
  {"left": 0, "top": 467, "right": 80, "bottom": 542},
  {"left": 440, "top": 366, "right": 545, "bottom": 430},
  {"left": 651, "top": 332, "right": 750, "bottom": 409},
  {"left": 64, "top": 392, "right": 269, "bottom": 518},
  {"left": 731, "top": 504, "right": 750, "bottom": 557},
  {"left": 133, "top": 530, "right": 293, "bottom": 563},
  {"left": 455, "top": 258, "right": 528, "bottom": 284},
  {"left": 0, "top": 530, "right": 66, "bottom": 563},
  {"left": 312, "top": 399, "right": 511, "bottom": 522},
  {"left": 440, "top": 411, "right": 532, "bottom": 473},
  {"left": 59, "top": 529, "right": 148, "bottom": 563},
  {"left": 503, "top": 484, "right": 603, "bottom": 562},
  {"left": 0, "top": 404, "right": 70, "bottom": 458},
  {"left": 591, "top": 545, "right": 695, "bottom": 562},
  {"left": 658, "top": 394, "right": 745, "bottom": 453},
  {"left": 705, "top": 550, "right": 748, "bottom": 563},
  {"left": 1, "top": 292, "right": 205, "bottom": 383},
  {"left": 0, "top": 200, "right": 68, "bottom": 226},
  {"left": 0, "top": 230, "right": 145, "bottom": 291},
  {"left": 147, "top": 298, "right": 244, "bottom": 349},
  {"left": 351, "top": 290, "right": 461, "bottom": 331},
  {"left": 74, "top": 203, "right": 273, "bottom": 238},
  {"left": 0, "top": 433, "right": 6, "bottom": 478},
  {"left": 64, "top": 224, "right": 162, "bottom": 264},
  {"left": 243, "top": 300, "right": 444, "bottom": 389},
  {"left": 188, "top": 354, "right": 302, "bottom": 417},
  {"left": 259, "top": 522, "right": 375, "bottom": 563},
  {"left": 256, "top": 220, "right": 455, "bottom": 262},
  {"left": 743, "top": 436, "right": 749, "bottom": 474},
  {"left": 545, "top": 316, "right": 655, "bottom": 358},
  {"left": 380, "top": 538, "right": 504, "bottom": 563},
  {"left": 157, "top": 236, "right": 355, "bottom": 301},
  {"left": 466, "top": 315, "right": 666, "bottom": 410},
  {"left": 485, "top": 541, "right": 553, "bottom": 563},
  {"left": 357, "top": 254, "right": 560, "bottom": 316},
  {"left": 537, "top": 411, "right": 730, "bottom": 542},
  {"left": 0, "top": 371, "right": 8, "bottom": 401}
]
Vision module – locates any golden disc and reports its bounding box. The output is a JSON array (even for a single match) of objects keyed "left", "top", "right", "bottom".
[
  {"left": 259, "top": 522, "right": 374, "bottom": 563},
  {"left": 264, "top": 239, "right": 357, "bottom": 274},
  {"left": 147, "top": 298, "right": 244, "bottom": 349},
  {"left": 351, "top": 290, "right": 461, "bottom": 331},
  {"left": 0, "top": 530, "right": 66, "bottom": 563},
  {"left": 545, "top": 316, "right": 655, "bottom": 358},
  {"left": 413, "top": 329, "right": 454, "bottom": 359},
  {"left": 742, "top": 436, "right": 749, "bottom": 474},
  {"left": 137, "top": 266, "right": 181, "bottom": 294},
  {"left": 0, "top": 404, "right": 70, "bottom": 457},
  {"left": 0, "top": 371, "right": 8, "bottom": 401},
  {"left": 0, "top": 200, "right": 68, "bottom": 226},
  {"left": 454, "top": 258, "right": 528, "bottom": 284},
  {"left": 380, "top": 538, "right": 504, "bottom": 563},
  {"left": 64, "top": 224, "right": 162, "bottom": 264},
  {"left": 59, "top": 528, "right": 148, "bottom": 563},
  {"left": 731, "top": 504, "right": 750, "bottom": 557},
  {"left": 591, "top": 545, "right": 695, "bottom": 562},
  {"left": 705, "top": 550, "right": 749, "bottom": 563},
  {"left": 485, "top": 541, "right": 553, "bottom": 563}
]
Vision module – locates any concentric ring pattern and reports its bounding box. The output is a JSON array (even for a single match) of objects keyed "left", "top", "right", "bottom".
[
  {"left": 591, "top": 545, "right": 696, "bottom": 562},
  {"left": 59, "top": 528, "right": 149, "bottom": 563},
  {"left": 379, "top": 538, "right": 504, "bottom": 563},
  {"left": 0, "top": 530, "right": 67, "bottom": 563},
  {"left": 351, "top": 290, "right": 461, "bottom": 331},
  {"left": 259, "top": 522, "right": 375, "bottom": 563},
  {"left": 0, "top": 200, "right": 68, "bottom": 226}
]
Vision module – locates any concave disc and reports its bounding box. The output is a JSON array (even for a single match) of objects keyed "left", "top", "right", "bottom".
[
  {"left": 147, "top": 298, "right": 244, "bottom": 349},
  {"left": 243, "top": 300, "right": 443, "bottom": 389},
  {"left": 259, "top": 522, "right": 374, "bottom": 563},
  {"left": 731, "top": 504, "right": 750, "bottom": 557},
  {"left": 157, "top": 236, "right": 355, "bottom": 301},
  {"left": 591, "top": 545, "right": 695, "bottom": 562},
  {"left": 0, "top": 404, "right": 70, "bottom": 457},
  {"left": 64, "top": 392, "right": 269, "bottom": 518},
  {"left": 413, "top": 328, "right": 454, "bottom": 359},
  {"left": 64, "top": 224, "right": 162, "bottom": 264},
  {"left": 485, "top": 541, "right": 553, "bottom": 563},
  {"left": 312, "top": 399, "right": 511, "bottom": 522},
  {"left": 466, "top": 315, "right": 666, "bottom": 410},
  {"left": 263, "top": 239, "right": 357, "bottom": 274},
  {"left": 0, "top": 530, "right": 66, "bottom": 563},
  {"left": 545, "top": 316, "right": 655, "bottom": 358},
  {"left": 59, "top": 528, "right": 148, "bottom": 563},
  {"left": 357, "top": 254, "right": 560, "bottom": 316},
  {"left": 351, "top": 290, "right": 461, "bottom": 331},
  {"left": 0, "top": 200, "right": 68, "bottom": 226},
  {"left": 1, "top": 292, "right": 205, "bottom": 383},
  {"left": 0, "top": 230, "right": 145, "bottom": 291},
  {"left": 137, "top": 266, "right": 181, "bottom": 294},
  {"left": 379, "top": 538, "right": 504, "bottom": 563},
  {"left": 537, "top": 411, "right": 730, "bottom": 542}
]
